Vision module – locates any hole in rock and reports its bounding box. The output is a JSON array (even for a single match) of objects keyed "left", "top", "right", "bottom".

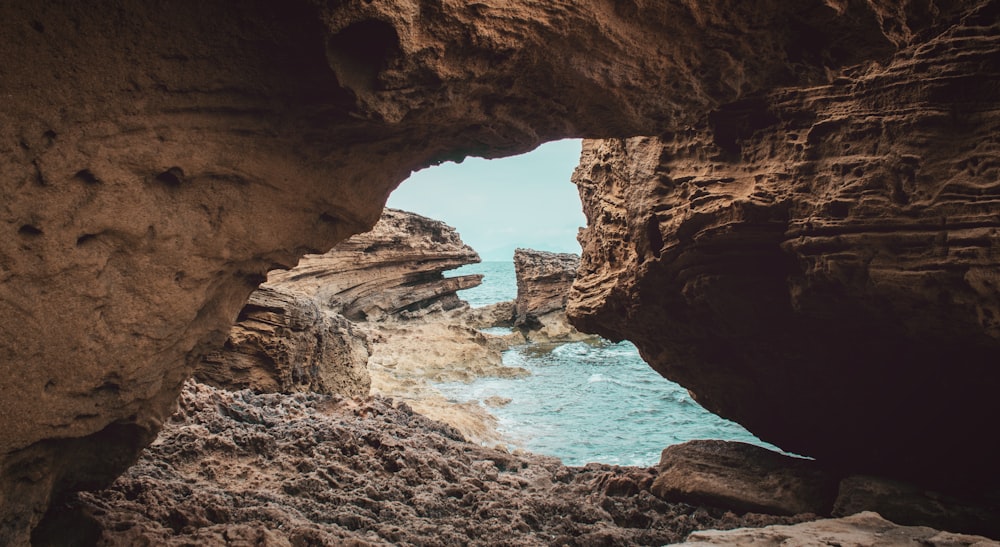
[
  {"left": 18, "top": 224, "right": 43, "bottom": 236},
  {"left": 154, "top": 167, "right": 185, "bottom": 186},
  {"left": 74, "top": 169, "right": 100, "bottom": 185},
  {"left": 385, "top": 139, "right": 782, "bottom": 467},
  {"left": 325, "top": 20, "right": 401, "bottom": 92}
]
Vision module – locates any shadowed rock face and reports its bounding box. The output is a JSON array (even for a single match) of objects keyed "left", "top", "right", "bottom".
[
  {"left": 194, "top": 208, "right": 480, "bottom": 398},
  {"left": 0, "top": 0, "right": 979, "bottom": 541},
  {"left": 569, "top": 3, "right": 1000, "bottom": 494},
  {"left": 196, "top": 285, "right": 372, "bottom": 397}
]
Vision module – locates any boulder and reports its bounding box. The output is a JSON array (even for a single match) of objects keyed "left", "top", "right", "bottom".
[
  {"left": 196, "top": 286, "right": 370, "bottom": 398},
  {"left": 651, "top": 441, "right": 838, "bottom": 517}
]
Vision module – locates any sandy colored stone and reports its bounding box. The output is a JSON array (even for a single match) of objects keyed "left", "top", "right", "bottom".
[
  {"left": 365, "top": 309, "right": 528, "bottom": 445},
  {"left": 678, "top": 511, "right": 1000, "bottom": 547}
]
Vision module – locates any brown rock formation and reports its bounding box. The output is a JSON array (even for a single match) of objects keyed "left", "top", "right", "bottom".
[
  {"left": 196, "top": 286, "right": 370, "bottom": 397},
  {"left": 268, "top": 208, "right": 482, "bottom": 321},
  {"left": 677, "top": 511, "right": 999, "bottom": 547},
  {"left": 513, "top": 248, "right": 577, "bottom": 326},
  {"left": 569, "top": 3, "right": 1000, "bottom": 500},
  {"left": 39, "top": 381, "right": 811, "bottom": 546},
  {"left": 0, "top": 0, "right": 984, "bottom": 541},
  {"left": 652, "top": 441, "right": 838, "bottom": 517},
  {"left": 513, "top": 248, "right": 592, "bottom": 342}
]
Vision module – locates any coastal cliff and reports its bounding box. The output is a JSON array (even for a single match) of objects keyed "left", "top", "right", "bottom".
[
  {"left": 1, "top": 0, "right": 996, "bottom": 542},
  {"left": 568, "top": 6, "right": 1000, "bottom": 498},
  {"left": 267, "top": 208, "right": 483, "bottom": 321},
  {"left": 513, "top": 248, "right": 592, "bottom": 343}
]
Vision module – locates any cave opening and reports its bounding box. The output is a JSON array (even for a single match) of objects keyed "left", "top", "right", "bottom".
[{"left": 372, "top": 138, "right": 780, "bottom": 467}]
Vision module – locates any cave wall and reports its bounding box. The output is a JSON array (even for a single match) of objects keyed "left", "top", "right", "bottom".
[
  {"left": 569, "top": 1, "right": 1000, "bottom": 492},
  {"left": 0, "top": 0, "right": 968, "bottom": 542}
]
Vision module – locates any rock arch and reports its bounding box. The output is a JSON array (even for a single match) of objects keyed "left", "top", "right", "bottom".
[{"left": 0, "top": 0, "right": 992, "bottom": 542}]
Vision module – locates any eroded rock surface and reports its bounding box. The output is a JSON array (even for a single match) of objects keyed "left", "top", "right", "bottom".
[
  {"left": 513, "top": 248, "right": 592, "bottom": 343},
  {"left": 45, "top": 381, "right": 812, "bottom": 546},
  {"left": 0, "top": 0, "right": 980, "bottom": 541},
  {"left": 677, "top": 511, "right": 1000, "bottom": 547},
  {"left": 268, "top": 208, "right": 482, "bottom": 321},
  {"left": 653, "top": 441, "right": 838, "bottom": 517},
  {"left": 569, "top": 2, "right": 1000, "bottom": 502},
  {"left": 196, "top": 286, "right": 371, "bottom": 397}
]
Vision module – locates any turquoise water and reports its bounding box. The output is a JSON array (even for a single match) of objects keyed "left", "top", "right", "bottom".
[{"left": 442, "top": 261, "right": 780, "bottom": 467}]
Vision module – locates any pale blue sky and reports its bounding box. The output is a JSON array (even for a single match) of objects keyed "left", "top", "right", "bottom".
[{"left": 387, "top": 139, "right": 585, "bottom": 262}]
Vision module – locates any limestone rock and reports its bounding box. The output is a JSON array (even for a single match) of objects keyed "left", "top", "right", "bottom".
[
  {"left": 569, "top": 4, "right": 1000, "bottom": 499},
  {"left": 196, "top": 286, "right": 370, "bottom": 398},
  {"left": 268, "top": 208, "right": 482, "bottom": 321},
  {"left": 652, "top": 441, "right": 838, "bottom": 517},
  {"left": 677, "top": 511, "right": 1000, "bottom": 547},
  {"left": 0, "top": 0, "right": 976, "bottom": 541},
  {"left": 513, "top": 248, "right": 592, "bottom": 343}
]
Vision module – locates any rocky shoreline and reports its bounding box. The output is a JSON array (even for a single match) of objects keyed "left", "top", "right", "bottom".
[
  {"left": 29, "top": 210, "right": 995, "bottom": 544},
  {"left": 37, "top": 382, "right": 999, "bottom": 546},
  {"left": 41, "top": 381, "right": 815, "bottom": 546}
]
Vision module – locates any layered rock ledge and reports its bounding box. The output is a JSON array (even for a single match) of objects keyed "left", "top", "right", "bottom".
[
  {"left": 513, "top": 248, "right": 592, "bottom": 343},
  {"left": 267, "top": 208, "right": 482, "bottom": 321}
]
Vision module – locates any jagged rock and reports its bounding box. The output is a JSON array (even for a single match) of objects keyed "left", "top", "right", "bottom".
[
  {"left": 196, "top": 286, "right": 370, "bottom": 398},
  {"left": 652, "top": 441, "right": 838, "bottom": 517},
  {"left": 0, "top": 0, "right": 982, "bottom": 541},
  {"left": 513, "top": 248, "right": 592, "bottom": 343},
  {"left": 677, "top": 511, "right": 1000, "bottom": 547},
  {"left": 568, "top": 3, "right": 1000, "bottom": 509},
  {"left": 267, "top": 209, "right": 481, "bottom": 321},
  {"left": 37, "top": 381, "right": 812, "bottom": 546}
]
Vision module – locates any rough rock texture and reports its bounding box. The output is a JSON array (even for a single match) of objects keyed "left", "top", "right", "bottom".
[
  {"left": 364, "top": 308, "right": 529, "bottom": 445},
  {"left": 834, "top": 476, "right": 1000, "bottom": 539},
  {"left": 196, "top": 286, "right": 371, "bottom": 397},
  {"left": 267, "top": 209, "right": 482, "bottom": 321},
  {"left": 513, "top": 248, "right": 592, "bottom": 342},
  {"left": 651, "top": 442, "right": 1000, "bottom": 539},
  {"left": 38, "top": 381, "right": 812, "bottom": 546},
  {"left": 0, "top": 0, "right": 982, "bottom": 541},
  {"left": 569, "top": 2, "right": 1000, "bottom": 503},
  {"left": 194, "top": 208, "right": 476, "bottom": 401},
  {"left": 653, "top": 441, "right": 839, "bottom": 518},
  {"left": 678, "top": 511, "right": 999, "bottom": 547}
]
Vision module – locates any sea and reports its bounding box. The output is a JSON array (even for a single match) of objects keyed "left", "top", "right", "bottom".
[{"left": 442, "top": 261, "right": 782, "bottom": 467}]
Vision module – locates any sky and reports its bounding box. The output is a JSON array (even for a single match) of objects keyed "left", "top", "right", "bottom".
[{"left": 386, "top": 139, "right": 586, "bottom": 262}]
